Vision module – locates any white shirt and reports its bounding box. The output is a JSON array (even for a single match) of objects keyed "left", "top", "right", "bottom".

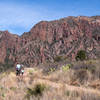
[{"left": 16, "top": 64, "right": 21, "bottom": 69}]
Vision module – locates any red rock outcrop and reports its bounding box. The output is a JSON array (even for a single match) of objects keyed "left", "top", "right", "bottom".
[
  {"left": 0, "top": 16, "right": 100, "bottom": 67},
  {"left": 0, "top": 30, "right": 21, "bottom": 64}
]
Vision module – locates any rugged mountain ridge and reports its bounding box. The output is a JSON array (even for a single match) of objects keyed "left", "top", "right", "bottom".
[{"left": 0, "top": 16, "right": 100, "bottom": 67}]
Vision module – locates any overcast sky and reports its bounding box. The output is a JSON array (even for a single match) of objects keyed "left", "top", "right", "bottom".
[{"left": 0, "top": 0, "right": 100, "bottom": 35}]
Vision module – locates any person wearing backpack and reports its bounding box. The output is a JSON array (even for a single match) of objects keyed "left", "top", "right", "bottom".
[
  {"left": 16, "top": 63, "right": 21, "bottom": 76},
  {"left": 21, "top": 64, "right": 24, "bottom": 76}
]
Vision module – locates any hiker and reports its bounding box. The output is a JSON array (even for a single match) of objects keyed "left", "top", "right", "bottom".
[
  {"left": 21, "top": 64, "right": 24, "bottom": 76},
  {"left": 16, "top": 63, "right": 21, "bottom": 76}
]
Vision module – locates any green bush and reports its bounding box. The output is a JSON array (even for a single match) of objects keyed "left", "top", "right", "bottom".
[
  {"left": 2, "top": 93, "right": 5, "bottom": 98},
  {"left": 26, "top": 83, "right": 46, "bottom": 99},
  {"left": 62, "top": 64, "right": 72, "bottom": 71},
  {"left": 75, "top": 50, "right": 86, "bottom": 61},
  {"left": 48, "top": 68, "right": 56, "bottom": 74}
]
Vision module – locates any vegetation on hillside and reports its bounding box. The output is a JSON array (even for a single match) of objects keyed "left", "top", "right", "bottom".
[{"left": 75, "top": 50, "right": 87, "bottom": 61}]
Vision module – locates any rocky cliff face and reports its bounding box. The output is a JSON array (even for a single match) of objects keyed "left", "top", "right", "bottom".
[{"left": 0, "top": 16, "right": 100, "bottom": 67}]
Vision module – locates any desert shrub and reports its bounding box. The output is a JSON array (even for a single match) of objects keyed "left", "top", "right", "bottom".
[
  {"left": 33, "top": 84, "right": 46, "bottom": 96},
  {"left": 0, "top": 86, "right": 4, "bottom": 92},
  {"left": 74, "top": 69, "right": 89, "bottom": 84},
  {"left": 42, "top": 64, "right": 58, "bottom": 74},
  {"left": 26, "top": 83, "right": 46, "bottom": 99},
  {"left": 28, "top": 69, "right": 34, "bottom": 75},
  {"left": 10, "top": 87, "right": 17, "bottom": 91},
  {"left": 75, "top": 50, "right": 86, "bottom": 61},
  {"left": 65, "top": 90, "right": 70, "bottom": 97},
  {"left": 54, "top": 56, "right": 63, "bottom": 62},
  {"left": 49, "top": 68, "right": 56, "bottom": 73},
  {"left": 2, "top": 93, "right": 5, "bottom": 98},
  {"left": 62, "top": 64, "right": 72, "bottom": 71}
]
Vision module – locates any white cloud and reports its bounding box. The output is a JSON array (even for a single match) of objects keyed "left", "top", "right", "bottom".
[
  {"left": 0, "top": 2, "right": 46, "bottom": 34},
  {"left": 0, "top": 2, "right": 66, "bottom": 34}
]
